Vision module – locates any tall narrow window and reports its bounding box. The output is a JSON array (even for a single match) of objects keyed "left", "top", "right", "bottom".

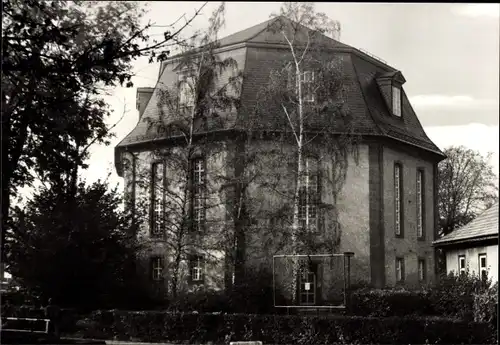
[
  {"left": 151, "top": 162, "right": 165, "bottom": 237},
  {"left": 189, "top": 256, "right": 204, "bottom": 282},
  {"left": 394, "top": 163, "right": 403, "bottom": 237},
  {"left": 392, "top": 86, "right": 401, "bottom": 117},
  {"left": 458, "top": 255, "right": 466, "bottom": 276},
  {"left": 298, "top": 157, "right": 319, "bottom": 231},
  {"left": 416, "top": 169, "right": 424, "bottom": 239},
  {"left": 396, "top": 257, "right": 405, "bottom": 282},
  {"left": 191, "top": 157, "right": 206, "bottom": 232},
  {"left": 418, "top": 258, "right": 426, "bottom": 282},
  {"left": 479, "top": 254, "right": 487, "bottom": 280},
  {"left": 302, "top": 70, "right": 315, "bottom": 103},
  {"left": 151, "top": 257, "right": 164, "bottom": 281}
]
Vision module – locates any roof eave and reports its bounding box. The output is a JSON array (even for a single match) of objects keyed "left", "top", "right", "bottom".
[{"left": 433, "top": 234, "right": 499, "bottom": 247}]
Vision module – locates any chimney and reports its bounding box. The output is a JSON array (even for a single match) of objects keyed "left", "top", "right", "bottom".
[{"left": 136, "top": 87, "right": 154, "bottom": 119}]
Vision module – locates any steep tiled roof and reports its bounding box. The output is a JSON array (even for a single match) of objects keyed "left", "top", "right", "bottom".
[
  {"left": 433, "top": 203, "right": 499, "bottom": 246},
  {"left": 115, "top": 16, "right": 445, "bottom": 175},
  {"left": 350, "top": 54, "right": 442, "bottom": 155},
  {"left": 205, "top": 16, "right": 352, "bottom": 51}
]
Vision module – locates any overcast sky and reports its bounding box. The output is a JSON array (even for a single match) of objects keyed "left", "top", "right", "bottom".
[{"left": 82, "top": 2, "right": 499, "bottom": 190}]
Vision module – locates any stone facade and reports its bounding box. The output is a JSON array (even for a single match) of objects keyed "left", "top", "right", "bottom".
[{"left": 115, "top": 17, "right": 445, "bottom": 302}]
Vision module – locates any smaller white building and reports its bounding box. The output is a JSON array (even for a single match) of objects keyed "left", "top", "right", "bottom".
[{"left": 433, "top": 203, "right": 498, "bottom": 283}]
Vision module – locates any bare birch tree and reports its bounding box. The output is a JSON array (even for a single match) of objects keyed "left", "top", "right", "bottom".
[{"left": 250, "top": 2, "right": 358, "bottom": 305}]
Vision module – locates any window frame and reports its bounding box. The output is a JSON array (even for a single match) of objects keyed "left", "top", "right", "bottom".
[
  {"left": 392, "top": 85, "right": 402, "bottom": 117},
  {"left": 394, "top": 162, "right": 404, "bottom": 237},
  {"left": 150, "top": 161, "right": 166, "bottom": 238},
  {"left": 478, "top": 253, "right": 487, "bottom": 280},
  {"left": 189, "top": 255, "right": 205, "bottom": 284},
  {"left": 458, "top": 255, "right": 466, "bottom": 276},
  {"left": 416, "top": 168, "right": 425, "bottom": 240},
  {"left": 302, "top": 70, "right": 315, "bottom": 103},
  {"left": 396, "top": 257, "right": 405, "bottom": 283},
  {"left": 151, "top": 256, "right": 164, "bottom": 281},
  {"left": 191, "top": 156, "right": 206, "bottom": 232},
  {"left": 298, "top": 156, "right": 320, "bottom": 232},
  {"left": 178, "top": 72, "right": 196, "bottom": 109},
  {"left": 418, "top": 258, "right": 426, "bottom": 282}
]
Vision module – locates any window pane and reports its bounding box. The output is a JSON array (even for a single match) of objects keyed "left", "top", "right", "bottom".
[
  {"left": 191, "top": 256, "right": 203, "bottom": 281},
  {"left": 395, "top": 164, "right": 401, "bottom": 235},
  {"left": 299, "top": 157, "right": 319, "bottom": 230},
  {"left": 192, "top": 158, "right": 206, "bottom": 231},
  {"left": 179, "top": 75, "right": 195, "bottom": 107},
  {"left": 302, "top": 71, "right": 315, "bottom": 102},
  {"left": 417, "top": 171, "right": 423, "bottom": 237},
  {"left": 459, "top": 256, "right": 466, "bottom": 271},
  {"left": 152, "top": 257, "right": 163, "bottom": 280},
  {"left": 392, "top": 86, "right": 401, "bottom": 116},
  {"left": 418, "top": 260, "right": 425, "bottom": 281},
  {"left": 152, "top": 163, "right": 165, "bottom": 236}
]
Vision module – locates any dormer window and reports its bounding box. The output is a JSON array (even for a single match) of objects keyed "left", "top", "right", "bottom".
[
  {"left": 303, "top": 70, "right": 315, "bottom": 103},
  {"left": 179, "top": 73, "right": 195, "bottom": 108},
  {"left": 376, "top": 70, "right": 406, "bottom": 118},
  {"left": 392, "top": 86, "right": 401, "bottom": 117}
]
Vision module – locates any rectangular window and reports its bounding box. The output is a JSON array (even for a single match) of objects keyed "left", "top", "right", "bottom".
[
  {"left": 151, "top": 162, "right": 165, "bottom": 237},
  {"left": 394, "top": 163, "right": 403, "bottom": 237},
  {"left": 190, "top": 256, "right": 204, "bottom": 282},
  {"left": 151, "top": 257, "right": 164, "bottom": 281},
  {"left": 416, "top": 169, "right": 424, "bottom": 239},
  {"left": 418, "top": 258, "right": 426, "bottom": 282},
  {"left": 191, "top": 157, "right": 206, "bottom": 232},
  {"left": 302, "top": 70, "right": 315, "bottom": 103},
  {"left": 396, "top": 257, "right": 405, "bottom": 282},
  {"left": 392, "top": 86, "right": 401, "bottom": 117},
  {"left": 458, "top": 255, "right": 466, "bottom": 276},
  {"left": 298, "top": 157, "right": 319, "bottom": 231},
  {"left": 479, "top": 254, "right": 487, "bottom": 280},
  {"left": 179, "top": 74, "right": 195, "bottom": 108}
]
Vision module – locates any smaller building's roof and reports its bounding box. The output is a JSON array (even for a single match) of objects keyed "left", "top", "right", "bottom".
[{"left": 433, "top": 203, "right": 499, "bottom": 246}]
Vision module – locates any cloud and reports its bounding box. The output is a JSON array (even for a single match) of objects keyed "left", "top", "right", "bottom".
[
  {"left": 410, "top": 94, "right": 498, "bottom": 110},
  {"left": 452, "top": 4, "right": 500, "bottom": 18}
]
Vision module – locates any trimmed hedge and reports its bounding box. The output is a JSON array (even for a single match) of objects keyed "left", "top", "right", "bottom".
[
  {"left": 350, "top": 273, "right": 499, "bottom": 322},
  {"left": 350, "top": 289, "right": 436, "bottom": 317},
  {"left": 82, "top": 310, "right": 495, "bottom": 344}
]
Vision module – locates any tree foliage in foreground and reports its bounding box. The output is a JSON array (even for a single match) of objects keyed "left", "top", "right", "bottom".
[
  {"left": 7, "top": 179, "right": 150, "bottom": 310},
  {"left": 131, "top": 2, "right": 244, "bottom": 297},
  {"left": 1, "top": 0, "right": 204, "bottom": 272}
]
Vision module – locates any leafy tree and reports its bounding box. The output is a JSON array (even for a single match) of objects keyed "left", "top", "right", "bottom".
[
  {"left": 130, "top": 2, "right": 243, "bottom": 298},
  {"left": 1, "top": 0, "right": 204, "bottom": 276},
  {"left": 7, "top": 178, "right": 150, "bottom": 311},
  {"left": 438, "top": 145, "right": 498, "bottom": 236}
]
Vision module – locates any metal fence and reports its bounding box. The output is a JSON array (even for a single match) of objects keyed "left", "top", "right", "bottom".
[{"left": 273, "top": 252, "right": 354, "bottom": 310}]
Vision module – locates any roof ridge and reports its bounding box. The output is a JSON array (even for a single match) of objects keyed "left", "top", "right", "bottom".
[{"left": 247, "top": 16, "right": 279, "bottom": 42}]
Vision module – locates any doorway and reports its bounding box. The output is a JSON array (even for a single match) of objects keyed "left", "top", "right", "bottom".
[{"left": 298, "top": 261, "right": 317, "bottom": 305}]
